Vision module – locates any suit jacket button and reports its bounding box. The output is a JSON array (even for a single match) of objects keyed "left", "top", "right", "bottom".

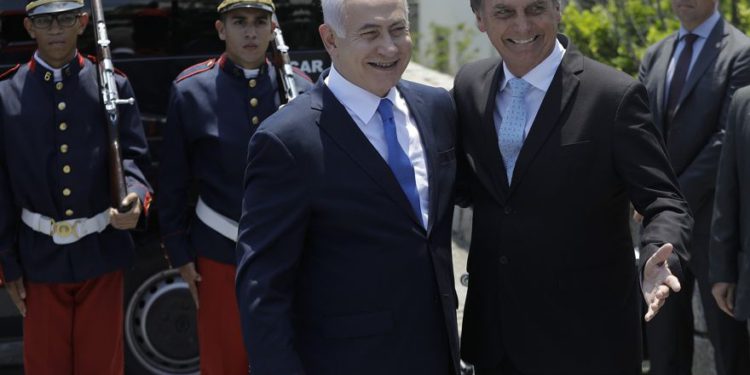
[
  {"left": 504, "top": 206, "right": 513, "bottom": 215},
  {"left": 499, "top": 256, "right": 509, "bottom": 265}
]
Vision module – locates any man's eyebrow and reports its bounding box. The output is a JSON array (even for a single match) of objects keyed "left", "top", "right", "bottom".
[{"left": 355, "top": 19, "right": 407, "bottom": 32}]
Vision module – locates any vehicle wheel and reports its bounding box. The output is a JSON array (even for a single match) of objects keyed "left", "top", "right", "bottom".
[{"left": 124, "top": 238, "right": 199, "bottom": 375}]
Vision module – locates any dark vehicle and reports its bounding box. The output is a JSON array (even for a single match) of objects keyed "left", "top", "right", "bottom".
[{"left": 0, "top": 1, "right": 329, "bottom": 374}]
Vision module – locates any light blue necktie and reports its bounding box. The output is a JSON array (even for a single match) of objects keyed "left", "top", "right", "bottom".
[
  {"left": 499, "top": 78, "right": 530, "bottom": 183},
  {"left": 377, "top": 98, "right": 422, "bottom": 221}
]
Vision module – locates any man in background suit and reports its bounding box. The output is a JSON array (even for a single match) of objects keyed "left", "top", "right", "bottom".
[
  {"left": 234, "top": 0, "right": 459, "bottom": 374},
  {"left": 639, "top": 0, "right": 750, "bottom": 373},
  {"left": 455, "top": 0, "right": 693, "bottom": 374},
  {"left": 710, "top": 85, "right": 750, "bottom": 338}
]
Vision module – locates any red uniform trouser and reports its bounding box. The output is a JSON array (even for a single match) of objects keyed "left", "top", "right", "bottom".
[
  {"left": 196, "top": 257, "right": 249, "bottom": 374},
  {"left": 23, "top": 271, "right": 124, "bottom": 375}
]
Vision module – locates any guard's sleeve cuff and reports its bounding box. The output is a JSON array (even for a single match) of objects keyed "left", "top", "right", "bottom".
[
  {"left": 162, "top": 233, "right": 193, "bottom": 269},
  {"left": 0, "top": 254, "right": 22, "bottom": 284}
]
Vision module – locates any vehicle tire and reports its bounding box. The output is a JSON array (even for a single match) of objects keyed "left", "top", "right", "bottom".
[{"left": 124, "top": 233, "right": 199, "bottom": 375}]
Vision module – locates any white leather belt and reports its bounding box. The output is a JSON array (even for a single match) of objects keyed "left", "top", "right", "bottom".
[
  {"left": 21, "top": 208, "right": 110, "bottom": 245},
  {"left": 195, "top": 197, "right": 238, "bottom": 242}
]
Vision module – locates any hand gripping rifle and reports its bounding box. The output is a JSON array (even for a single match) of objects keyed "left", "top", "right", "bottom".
[
  {"left": 91, "top": 0, "right": 136, "bottom": 212},
  {"left": 270, "top": 14, "right": 298, "bottom": 105}
]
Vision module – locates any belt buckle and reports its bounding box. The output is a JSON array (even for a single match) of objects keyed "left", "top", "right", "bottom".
[{"left": 51, "top": 220, "right": 79, "bottom": 239}]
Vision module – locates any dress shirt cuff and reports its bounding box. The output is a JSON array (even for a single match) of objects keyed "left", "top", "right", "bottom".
[{"left": 162, "top": 233, "right": 193, "bottom": 269}]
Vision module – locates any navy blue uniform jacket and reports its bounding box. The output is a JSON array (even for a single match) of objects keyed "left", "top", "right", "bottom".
[
  {"left": 235, "top": 77, "right": 461, "bottom": 375},
  {"left": 159, "top": 55, "right": 312, "bottom": 267},
  {"left": 0, "top": 54, "right": 152, "bottom": 283}
]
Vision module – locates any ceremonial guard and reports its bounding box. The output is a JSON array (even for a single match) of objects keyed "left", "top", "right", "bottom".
[
  {"left": 158, "top": 0, "right": 311, "bottom": 372},
  {"left": 0, "top": 0, "right": 152, "bottom": 374}
]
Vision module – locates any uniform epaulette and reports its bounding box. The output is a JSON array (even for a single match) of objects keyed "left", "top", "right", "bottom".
[
  {"left": 292, "top": 66, "right": 313, "bottom": 82},
  {"left": 0, "top": 64, "right": 21, "bottom": 81},
  {"left": 85, "top": 54, "right": 128, "bottom": 77},
  {"left": 175, "top": 58, "right": 217, "bottom": 83}
]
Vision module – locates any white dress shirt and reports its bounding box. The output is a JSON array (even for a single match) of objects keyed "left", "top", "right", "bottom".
[
  {"left": 495, "top": 39, "right": 566, "bottom": 141},
  {"left": 665, "top": 11, "right": 721, "bottom": 100},
  {"left": 325, "top": 66, "right": 430, "bottom": 227}
]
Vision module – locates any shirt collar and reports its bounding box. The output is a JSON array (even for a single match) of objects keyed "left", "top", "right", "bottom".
[
  {"left": 33, "top": 50, "right": 77, "bottom": 82},
  {"left": 679, "top": 10, "right": 720, "bottom": 40},
  {"left": 500, "top": 38, "right": 566, "bottom": 94},
  {"left": 326, "top": 65, "right": 399, "bottom": 125}
]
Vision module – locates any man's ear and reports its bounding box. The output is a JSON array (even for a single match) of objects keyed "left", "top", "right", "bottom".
[
  {"left": 23, "top": 17, "right": 36, "bottom": 39},
  {"left": 474, "top": 11, "right": 486, "bottom": 33},
  {"left": 319, "top": 24, "right": 338, "bottom": 56},
  {"left": 215, "top": 19, "right": 226, "bottom": 41},
  {"left": 77, "top": 12, "right": 89, "bottom": 35}
]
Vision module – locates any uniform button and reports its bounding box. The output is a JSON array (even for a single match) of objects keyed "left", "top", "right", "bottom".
[
  {"left": 55, "top": 82, "right": 64, "bottom": 91},
  {"left": 59, "top": 122, "right": 68, "bottom": 131},
  {"left": 249, "top": 79, "right": 257, "bottom": 88},
  {"left": 250, "top": 98, "right": 259, "bottom": 107},
  {"left": 60, "top": 144, "right": 69, "bottom": 153},
  {"left": 58, "top": 102, "right": 66, "bottom": 111},
  {"left": 499, "top": 256, "right": 509, "bottom": 265},
  {"left": 65, "top": 209, "right": 74, "bottom": 217},
  {"left": 504, "top": 206, "right": 513, "bottom": 215},
  {"left": 252, "top": 116, "right": 260, "bottom": 125},
  {"left": 63, "top": 165, "right": 71, "bottom": 174},
  {"left": 62, "top": 188, "right": 71, "bottom": 196}
]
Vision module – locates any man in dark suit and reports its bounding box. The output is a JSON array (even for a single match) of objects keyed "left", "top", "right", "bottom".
[
  {"left": 455, "top": 0, "right": 693, "bottom": 374},
  {"left": 234, "top": 0, "right": 459, "bottom": 374},
  {"left": 639, "top": 0, "right": 750, "bottom": 373},
  {"left": 710, "top": 85, "right": 750, "bottom": 338}
]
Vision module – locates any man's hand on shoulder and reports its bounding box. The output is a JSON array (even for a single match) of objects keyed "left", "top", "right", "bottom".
[{"left": 642, "top": 243, "right": 682, "bottom": 322}]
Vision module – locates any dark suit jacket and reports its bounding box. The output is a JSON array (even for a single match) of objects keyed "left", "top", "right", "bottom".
[
  {"left": 454, "top": 37, "right": 693, "bottom": 374},
  {"left": 235, "top": 76, "right": 460, "bottom": 375},
  {"left": 639, "top": 18, "right": 750, "bottom": 271},
  {"left": 710, "top": 85, "right": 750, "bottom": 321}
]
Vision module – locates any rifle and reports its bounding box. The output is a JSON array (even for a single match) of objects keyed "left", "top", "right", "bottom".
[
  {"left": 91, "top": 0, "right": 136, "bottom": 212},
  {"left": 270, "top": 14, "right": 298, "bottom": 105}
]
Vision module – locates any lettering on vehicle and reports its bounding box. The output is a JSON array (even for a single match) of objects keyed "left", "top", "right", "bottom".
[{"left": 291, "top": 59, "right": 325, "bottom": 74}]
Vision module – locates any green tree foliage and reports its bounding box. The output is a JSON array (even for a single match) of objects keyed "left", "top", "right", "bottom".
[
  {"left": 561, "top": 0, "right": 680, "bottom": 76},
  {"left": 562, "top": 0, "right": 750, "bottom": 76},
  {"left": 415, "top": 22, "right": 480, "bottom": 75}
]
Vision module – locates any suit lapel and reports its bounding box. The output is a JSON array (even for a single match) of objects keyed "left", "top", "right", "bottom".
[
  {"left": 398, "top": 81, "right": 439, "bottom": 233},
  {"left": 675, "top": 19, "right": 726, "bottom": 115},
  {"left": 312, "top": 83, "right": 425, "bottom": 228},
  {"left": 508, "top": 43, "right": 581, "bottom": 196}
]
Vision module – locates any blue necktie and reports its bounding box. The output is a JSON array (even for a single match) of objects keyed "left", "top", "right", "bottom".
[
  {"left": 377, "top": 98, "right": 422, "bottom": 221},
  {"left": 499, "top": 78, "right": 530, "bottom": 183}
]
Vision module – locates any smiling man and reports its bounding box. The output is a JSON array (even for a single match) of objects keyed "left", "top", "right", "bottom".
[
  {"left": 157, "top": 0, "right": 311, "bottom": 373},
  {"left": 638, "top": 0, "right": 750, "bottom": 374},
  {"left": 453, "top": 0, "right": 693, "bottom": 374},
  {"left": 234, "top": 0, "right": 460, "bottom": 374}
]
